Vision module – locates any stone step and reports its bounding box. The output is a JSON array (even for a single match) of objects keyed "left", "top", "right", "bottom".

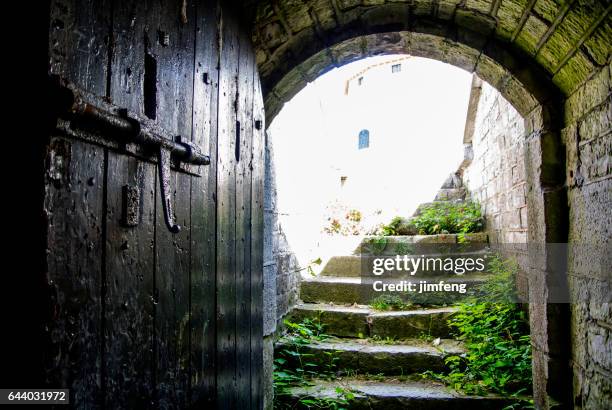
[
  {"left": 275, "top": 337, "right": 464, "bottom": 375},
  {"left": 435, "top": 187, "right": 467, "bottom": 201},
  {"left": 280, "top": 378, "right": 520, "bottom": 409},
  {"left": 300, "top": 276, "right": 487, "bottom": 305},
  {"left": 288, "top": 303, "right": 457, "bottom": 339},
  {"left": 356, "top": 234, "right": 489, "bottom": 257},
  {"left": 320, "top": 251, "right": 491, "bottom": 277}
]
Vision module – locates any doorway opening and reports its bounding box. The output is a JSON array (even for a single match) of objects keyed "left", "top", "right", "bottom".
[{"left": 263, "top": 54, "right": 538, "bottom": 408}]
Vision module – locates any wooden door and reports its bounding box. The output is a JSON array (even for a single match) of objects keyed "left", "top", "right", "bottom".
[{"left": 44, "top": 0, "right": 263, "bottom": 408}]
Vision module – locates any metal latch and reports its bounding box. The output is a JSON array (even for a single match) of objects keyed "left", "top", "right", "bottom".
[{"left": 50, "top": 75, "right": 210, "bottom": 233}]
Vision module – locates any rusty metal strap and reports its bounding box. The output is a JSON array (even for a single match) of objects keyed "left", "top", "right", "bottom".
[
  {"left": 49, "top": 75, "right": 210, "bottom": 167},
  {"left": 49, "top": 75, "right": 211, "bottom": 233}
]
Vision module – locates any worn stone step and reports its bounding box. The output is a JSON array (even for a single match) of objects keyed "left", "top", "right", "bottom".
[
  {"left": 300, "top": 276, "right": 487, "bottom": 305},
  {"left": 435, "top": 187, "right": 467, "bottom": 201},
  {"left": 281, "top": 378, "right": 520, "bottom": 409},
  {"left": 321, "top": 251, "right": 492, "bottom": 277},
  {"left": 276, "top": 337, "right": 464, "bottom": 375},
  {"left": 288, "top": 303, "right": 457, "bottom": 339},
  {"left": 357, "top": 233, "right": 489, "bottom": 255}
]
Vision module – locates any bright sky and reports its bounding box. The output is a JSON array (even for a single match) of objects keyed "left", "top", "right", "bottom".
[{"left": 268, "top": 55, "right": 473, "bottom": 261}]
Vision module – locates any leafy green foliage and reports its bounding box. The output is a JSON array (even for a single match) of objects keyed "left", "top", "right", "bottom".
[
  {"left": 363, "top": 236, "right": 388, "bottom": 255},
  {"left": 377, "top": 216, "right": 416, "bottom": 236},
  {"left": 421, "top": 256, "right": 532, "bottom": 405},
  {"left": 480, "top": 256, "right": 521, "bottom": 303},
  {"left": 274, "top": 318, "right": 354, "bottom": 409},
  {"left": 369, "top": 294, "right": 411, "bottom": 311},
  {"left": 410, "top": 201, "right": 483, "bottom": 235}
]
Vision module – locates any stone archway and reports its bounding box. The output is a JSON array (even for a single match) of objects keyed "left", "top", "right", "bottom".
[{"left": 250, "top": 1, "right": 611, "bottom": 408}]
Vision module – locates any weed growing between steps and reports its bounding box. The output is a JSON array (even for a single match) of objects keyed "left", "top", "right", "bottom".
[
  {"left": 369, "top": 294, "right": 412, "bottom": 311},
  {"left": 274, "top": 317, "right": 355, "bottom": 409},
  {"left": 421, "top": 256, "right": 533, "bottom": 407}
]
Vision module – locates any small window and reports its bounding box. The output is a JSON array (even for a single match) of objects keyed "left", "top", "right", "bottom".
[
  {"left": 358, "top": 129, "right": 370, "bottom": 149},
  {"left": 391, "top": 64, "right": 401, "bottom": 73},
  {"left": 358, "top": 76, "right": 364, "bottom": 86}
]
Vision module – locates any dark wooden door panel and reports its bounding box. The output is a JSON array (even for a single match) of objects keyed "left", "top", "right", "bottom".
[
  {"left": 44, "top": 137, "right": 105, "bottom": 409},
  {"left": 216, "top": 7, "right": 240, "bottom": 409},
  {"left": 236, "top": 27, "right": 256, "bottom": 410},
  {"left": 104, "top": 154, "right": 156, "bottom": 408},
  {"left": 45, "top": 1, "right": 263, "bottom": 408},
  {"left": 189, "top": 0, "right": 220, "bottom": 406}
]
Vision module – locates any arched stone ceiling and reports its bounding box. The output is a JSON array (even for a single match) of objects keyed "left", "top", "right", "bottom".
[{"left": 249, "top": 0, "right": 611, "bottom": 123}]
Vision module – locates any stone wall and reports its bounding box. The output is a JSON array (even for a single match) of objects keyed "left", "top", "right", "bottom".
[
  {"left": 263, "top": 130, "right": 302, "bottom": 409},
  {"left": 563, "top": 63, "right": 611, "bottom": 410},
  {"left": 461, "top": 75, "right": 532, "bottom": 299},
  {"left": 463, "top": 77, "right": 529, "bottom": 245}
]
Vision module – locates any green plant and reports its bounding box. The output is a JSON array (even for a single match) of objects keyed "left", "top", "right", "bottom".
[
  {"left": 298, "top": 257, "right": 323, "bottom": 277},
  {"left": 369, "top": 294, "right": 411, "bottom": 311},
  {"left": 369, "top": 335, "right": 398, "bottom": 345},
  {"left": 417, "top": 331, "right": 435, "bottom": 342},
  {"left": 410, "top": 201, "right": 483, "bottom": 235},
  {"left": 364, "top": 236, "right": 388, "bottom": 255},
  {"left": 479, "top": 255, "right": 520, "bottom": 303},
  {"left": 296, "top": 387, "right": 354, "bottom": 410},
  {"left": 377, "top": 216, "right": 417, "bottom": 236},
  {"left": 274, "top": 318, "right": 353, "bottom": 409},
  {"left": 421, "top": 256, "right": 532, "bottom": 404},
  {"left": 394, "top": 240, "right": 412, "bottom": 254}
]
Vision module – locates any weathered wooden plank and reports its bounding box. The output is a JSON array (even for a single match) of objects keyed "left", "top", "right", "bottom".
[
  {"left": 235, "top": 27, "right": 255, "bottom": 410},
  {"left": 109, "top": 0, "right": 145, "bottom": 111},
  {"left": 216, "top": 6, "right": 241, "bottom": 409},
  {"left": 151, "top": 1, "right": 196, "bottom": 408},
  {"left": 48, "top": 0, "right": 111, "bottom": 96},
  {"left": 46, "top": 1, "right": 111, "bottom": 407},
  {"left": 153, "top": 0, "right": 196, "bottom": 138},
  {"left": 104, "top": 154, "right": 156, "bottom": 408},
  {"left": 44, "top": 138, "right": 105, "bottom": 408},
  {"left": 190, "top": 0, "right": 220, "bottom": 406},
  {"left": 155, "top": 169, "right": 192, "bottom": 409},
  {"left": 250, "top": 68, "right": 266, "bottom": 410},
  {"left": 104, "top": 2, "right": 157, "bottom": 407}
]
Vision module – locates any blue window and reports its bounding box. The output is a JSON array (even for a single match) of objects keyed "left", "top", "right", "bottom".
[{"left": 358, "top": 129, "right": 370, "bottom": 149}]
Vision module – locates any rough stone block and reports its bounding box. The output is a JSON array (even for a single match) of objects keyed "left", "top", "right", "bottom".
[
  {"left": 533, "top": 0, "right": 563, "bottom": 24},
  {"left": 583, "top": 20, "right": 612, "bottom": 66},
  {"left": 360, "top": 3, "right": 410, "bottom": 31},
  {"left": 495, "top": 0, "right": 525, "bottom": 41},
  {"left": 455, "top": 9, "right": 496, "bottom": 36},
  {"left": 330, "top": 36, "right": 366, "bottom": 67},
  {"left": 578, "top": 99, "right": 612, "bottom": 142},
  {"left": 515, "top": 15, "right": 549, "bottom": 55},
  {"left": 278, "top": 0, "right": 312, "bottom": 34},
  {"left": 553, "top": 52, "right": 596, "bottom": 96},
  {"left": 465, "top": 0, "right": 492, "bottom": 14},
  {"left": 564, "top": 65, "right": 610, "bottom": 124},
  {"left": 363, "top": 32, "right": 410, "bottom": 56}
]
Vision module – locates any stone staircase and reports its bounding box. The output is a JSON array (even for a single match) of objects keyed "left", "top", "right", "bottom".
[{"left": 275, "top": 175, "right": 524, "bottom": 408}]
